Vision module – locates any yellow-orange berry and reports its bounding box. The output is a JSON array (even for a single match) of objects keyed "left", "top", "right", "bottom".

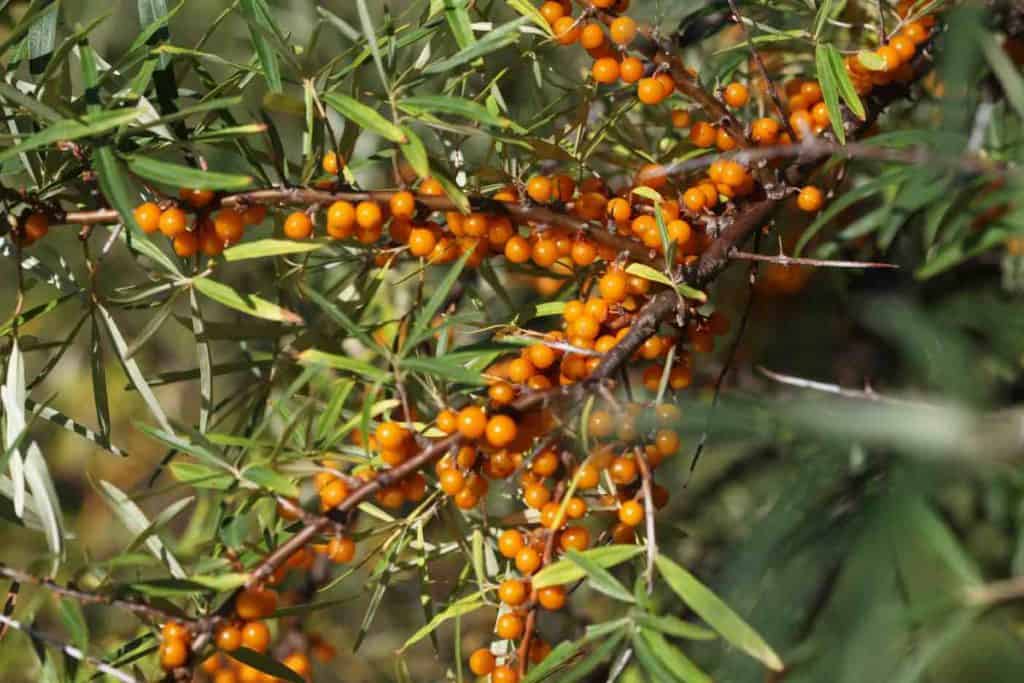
[
  {"left": 527, "top": 176, "right": 554, "bottom": 203},
  {"left": 609, "top": 16, "right": 637, "bottom": 45},
  {"left": 620, "top": 56, "right": 644, "bottom": 83},
  {"left": 241, "top": 621, "right": 270, "bottom": 652},
  {"left": 592, "top": 57, "right": 620, "bottom": 84},
  {"left": 499, "top": 529, "right": 524, "bottom": 558},
  {"left": 485, "top": 414, "right": 518, "bottom": 448},
  {"left": 159, "top": 207, "right": 188, "bottom": 238},
  {"left": 637, "top": 77, "right": 665, "bottom": 105},
  {"left": 797, "top": 185, "right": 823, "bottom": 212},
  {"left": 553, "top": 16, "right": 580, "bottom": 45},
  {"left": 618, "top": 499, "right": 644, "bottom": 526},
  {"left": 134, "top": 202, "right": 161, "bottom": 233},
  {"left": 496, "top": 612, "right": 524, "bottom": 640},
  {"left": 469, "top": 648, "right": 496, "bottom": 676},
  {"left": 159, "top": 639, "right": 188, "bottom": 670},
  {"left": 723, "top": 82, "right": 749, "bottom": 108},
  {"left": 389, "top": 191, "right": 416, "bottom": 219},
  {"left": 283, "top": 211, "right": 313, "bottom": 239},
  {"left": 499, "top": 579, "right": 528, "bottom": 606}
]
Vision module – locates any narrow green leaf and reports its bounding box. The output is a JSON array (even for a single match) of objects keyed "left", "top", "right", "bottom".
[
  {"left": 229, "top": 648, "right": 304, "bottom": 683},
  {"left": 355, "top": 0, "right": 389, "bottom": 89},
  {"left": 239, "top": 0, "right": 283, "bottom": 91},
  {"left": 242, "top": 466, "right": 299, "bottom": 497},
  {"left": 399, "top": 95, "right": 515, "bottom": 129},
  {"left": 297, "top": 349, "right": 390, "bottom": 383},
  {"left": 637, "top": 629, "right": 711, "bottom": 683},
  {"left": 0, "top": 110, "right": 140, "bottom": 163},
  {"left": 301, "top": 286, "right": 382, "bottom": 352},
  {"left": 565, "top": 549, "right": 635, "bottom": 603},
  {"left": 406, "top": 248, "right": 472, "bottom": 349},
  {"left": 193, "top": 277, "right": 304, "bottom": 325},
  {"left": 399, "top": 126, "right": 430, "bottom": 181},
  {"left": 981, "top": 31, "right": 1024, "bottom": 121},
  {"left": 633, "top": 613, "right": 716, "bottom": 641},
  {"left": 323, "top": 92, "right": 406, "bottom": 143},
  {"left": 815, "top": 43, "right": 846, "bottom": 144},
  {"left": 124, "top": 156, "right": 253, "bottom": 190},
  {"left": 826, "top": 43, "right": 865, "bottom": 120},
  {"left": 124, "top": 496, "right": 194, "bottom": 554},
  {"left": 188, "top": 289, "right": 212, "bottom": 434},
  {"left": 399, "top": 593, "right": 485, "bottom": 652},
  {"left": 532, "top": 545, "right": 644, "bottom": 589},
  {"left": 655, "top": 554, "right": 783, "bottom": 671},
  {"left": 521, "top": 639, "right": 584, "bottom": 683},
  {"left": 400, "top": 356, "right": 487, "bottom": 386},
  {"left": 98, "top": 479, "right": 185, "bottom": 578},
  {"left": 223, "top": 238, "right": 323, "bottom": 261},
  {"left": 424, "top": 17, "right": 528, "bottom": 74}
]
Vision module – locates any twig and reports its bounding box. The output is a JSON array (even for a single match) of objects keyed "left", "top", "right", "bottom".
[
  {"left": 964, "top": 576, "right": 1024, "bottom": 607},
  {"left": 0, "top": 614, "right": 140, "bottom": 683},
  {"left": 756, "top": 366, "right": 921, "bottom": 406},
  {"left": 635, "top": 449, "right": 657, "bottom": 594},
  {"left": 729, "top": 250, "right": 899, "bottom": 269}
]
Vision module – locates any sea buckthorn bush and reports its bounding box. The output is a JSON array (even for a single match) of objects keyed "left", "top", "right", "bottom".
[{"left": 1, "top": 1, "right": 1024, "bottom": 682}]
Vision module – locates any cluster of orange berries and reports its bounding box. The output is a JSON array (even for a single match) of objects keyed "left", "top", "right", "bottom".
[{"left": 133, "top": 189, "right": 266, "bottom": 257}]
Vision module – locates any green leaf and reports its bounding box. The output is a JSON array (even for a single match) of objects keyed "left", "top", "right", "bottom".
[
  {"left": 242, "top": 466, "right": 299, "bottom": 497},
  {"left": 169, "top": 462, "right": 234, "bottom": 489},
  {"left": 58, "top": 599, "right": 89, "bottom": 651},
  {"left": 827, "top": 43, "right": 865, "bottom": 120},
  {"left": 555, "top": 632, "right": 626, "bottom": 683},
  {"left": 223, "top": 238, "right": 323, "bottom": 261},
  {"left": 399, "top": 126, "right": 430, "bottom": 180},
  {"left": 406, "top": 248, "right": 473, "bottom": 349},
  {"left": 400, "top": 356, "right": 486, "bottom": 386},
  {"left": 981, "top": 31, "right": 1024, "bottom": 121},
  {"left": 97, "top": 479, "right": 186, "bottom": 578},
  {"left": 355, "top": 0, "right": 389, "bottom": 89},
  {"left": 229, "top": 648, "right": 304, "bottom": 683},
  {"left": 0, "top": 109, "right": 140, "bottom": 163},
  {"left": 424, "top": 17, "right": 528, "bottom": 74},
  {"left": 634, "top": 626, "right": 708, "bottom": 679},
  {"left": 193, "top": 277, "right": 304, "bottom": 325},
  {"left": 297, "top": 349, "right": 390, "bottom": 383},
  {"left": 399, "top": 95, "right": 516, "bottom": 129},
  {"left": 399, "top": 593, "right": 485, "bottom": 652},
  {"left": 26, "top": 0, "right": 58, "bottom": 72},
  {"left": 323, "top": 92, "right": 406, "bottom": 144},
  {"left": 301, "top": 286, "right": 383, "bottom": 352},
  {"left": 124, "top": 156, "right": 253, "bottom": 190},
  {"left": 633, "top": 613, "right": 716, "bottom": 641},
  {"left": 239, "top": 0, "right": 283, "bottom": 91},
  {"left": 532, "top": 545, "right": 644, "bottom": 589},
  {"left": 815, "top": 43, "right": 846, "bottom": 144},
  {"left": 812, "top": 0, "right": 834, "bottom": 39},
  {"left": 565, "top": 549, "right": 635, "bottom": 602},
  {"left": 655, "top": 554, "right": 783, "bottom": 671},
  {"left": 521, "top": 639, "right": 584, "bottom": 683},
  {"left": 124, "top": 496, "right": 194, "bottom": 554},
  {"left": 506, "top": 0, "right": 554, "bottom": 36}
]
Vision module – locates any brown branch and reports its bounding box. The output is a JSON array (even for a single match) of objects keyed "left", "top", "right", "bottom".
[
  {"left": 756, "top": 366, "right": 922, "bottom": 406},
  {"left": 729, "top": 250, "right": 899, "bottom": 269},
  {"left": 635, "top": 449, "right": 657, "bottom": 594}
]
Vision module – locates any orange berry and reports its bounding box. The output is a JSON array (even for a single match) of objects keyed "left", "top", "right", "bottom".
[
  {"left": 655, "top": 428, "right": 680, "bottom": 456},
  {"left": 592, "top": 57, "right": 620, "bottom": 84},
  {"left": 524, "top": 483, "right": 552, "bottom": 509},
  {"left": 496, "top": 612, "right": 524, "bottom": 640},
  {"left": 797, "top": 185, "right": 823, "bottom": 212},
  {"left": 283, "top": 211, "right": 313, "bottom": 239},
  {"left": 683, "top": 187, "right": 706, "bottom": 213},
  {"left": 499, "top": 579, "right": 528, "bottom": 606},
  {"left": 552, "top": 16, "right": 580, "bottom": 45},
  {"left": 751, "top": 117, "right": 780, "bottom": 144},
  {"left": 375, "top": 421, "right": 409, "bottom": 450},
  {"left": 637, "top": 77, "right": 665, "bottom": 105},
  {"left": 408, "top": 227, "right": 437, "bottom": 257},
  {"left": 539, "top": 1, "right": 565, "bottom": 25},
  {"left": 179, "top": 187, "right": 215, "bottom": 208},
  {"left": 498, "top": 529, "right": 524, "bottom": 558},
  {"left": 162, "top": 621, "right": 189, "bottom": 642},
  {"left": 618, "top": 499, "right": 644, "bottom": 526},
  {"left": 469, "top": 648, "right": 496, "bottom": 676},
  {"left": 440, "top": 468, "right": 466, "bottom": 496},
  {"left": 504, "top": 235, "right": 532, "bottom": 263},
  {"left": 689, "top": 121, "right": 716, "bottom": 147},
  {"left": 419, "top": 177, "right": 444, "bottom": 196},
  {"left": 890, "top": 35, "right": 916, "bottom": 62},
  {"left": 159, "top": 638, "right": 188, "bottom": 670},
  {"left": 580, "top": 23, "right": 605, "bottom": 50},
  {"left": 241, "top": 204, "right": 266, "bottom": 226},
  {"left": 526, "top": 176, "right": 554, "bottom": 203},
  {"left": 671, "top": 109, "right": 691, "bottom": 128},
  {"left": 721, "top": 161, "right": 747, "bottom": 188},
  {"left": 389, "top": 191, "right": 416, "bottom": 219},
  {"left": 515, "top": 546, "right": 541, "bottom": 574},
  {"left": 437, "top": 409, "right": 458, "bottom": 434},
  {"left": 800, "top": 81, "right": 823, "bottom": 103},
  {"left": 355, "top": 201, "right": 383, "bottom": 230},
  {"left": 532, "top": 237, "right": 559, "bottom": 267},
  {"left": 241, "top": 621, "right": 270, "bottom": 652},
  {"left": 159, "top": 207, "right": 187, "bottom": 238},
  {"left": 215, "top": 623, "right": 243, "bottom": 651},
  {"left": 485, "top": 414, "right": 518, "bottom": 448},
  {"left": 328, "top": 536, "right": 356, "bottom": 563},
  {"left": 811, "top": 101, "right": 830, "bottom": 127},
  {"left": 560, "top": 525, "right": 590, "bottom": 551},
  {"left": 134, "top": 202, "right": 161, "bottom": 233},
  {"left": 322, "top": 150, "right": 342, "bottom": 175},
  {"left": 213, "top": 209, "right": 245, "bottom": 244},
  {"left": 537, "top": 586, "right": 566, "bottom": 610},
  {"left": 789, "top": 109, "right": 813, "bottom": 138},
  {"left": 457, "top": 405, "right": 487, "bottom": 439},
  {"left": 575, "top": 463, "right": 600, "bottom": 489},
  {"left": 610, "top": 456, "right": 638, "bottom": 485},
  {"left": 283, "top": 653, "right": 311, "bottom": 677},
  {"left": 173, "top": 231, "right": 199, "bottom": 257},
  {"left": 319, "top": 478, "right": 349, "bottom": 508},
  {"left": 527, "top": 344, "right": 557, "bottom": 370},
  {"left": 901, "top": 21, "right": 929, "bottom": 45},
  {"left": 723, "top": 82, "right": 749, "bottom": 108},
  {"left": 609, "top": 16, "right": 637, "bottom": 45},
  {"left": 492, "top": 665, "right": 519, "bottom": 683},
  {"left": 235, "top": 587, "right": 278, "bottom": 620},
  {"left": 620, "top": 56, "right": 645, "bottom": 83}
]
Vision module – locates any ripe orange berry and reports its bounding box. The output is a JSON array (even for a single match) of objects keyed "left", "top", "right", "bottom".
[
  {"left": 213, "top": 209, "right": 245, "bottom": 244},
  {"left": 689, "top": 121, "right": 716, "bottom": 147},
  {"left": 492, "top": 665, "right": 519, "bottom": 683},
  {"left": 539, "top": 0, "right": 565, "bottom": 25},
  {"left": 537, "top": 586, "right": 566, "bottom": 610},
  {"left": 215, "top": 623, "right": 243, "bottom": 651},
  {"left": 499, "top": 579, "right": 528, "bottom": 606},
  {"left": 671, "top": 108, "right": 691, "bottom": 128},
  {"left": 389, "top": 191, "right": 416, "bottom": 219},
  {"left": 241, "top": 620, "right": 270, "bottom": 652},
  {"left": 440, "top": 468, "right": 466, "bottom": 496},
  {"left": 179, "top": 187, "right": 215, "bottom": 208},
  {"left": 527, "top": 344, "right": 557, "bottom": 370},
  {"left": 320, "top": 478, "right": 349, "bottom": 508},
  {"left": 496, "top": 613, "right": 524, "bottom": 640},
  {"left": 876, "top": 45, "right": 901, "bottom": 71},
  {"left": 328, "top": 536, "right": 356, "bottom": 563},
  {"left": 376, "top": 421, "right": 409, "bottom": 450},
  {"left": 159, "top": 638, "right": 188, "bottom": 670},
  {"left": 655, "top": 428, "right": 680, "bottom": 456},
  {"left": 552, "top": 16, "right": 580, "bottom": 45},
  {"left": 134, "top": 202, "right": 161, "bottom": 233},
  {"left": 570, "top": 239, "right": 597, "bottom": 266},
  {"left": 797, "top": 185, "right": 823, "bottom": 212},
  {"left": 751, "top": 117, "right": 780, "bottom": 144},
  {"left": 283, "top": 653, "right": 311, "bottom": 677},
  {"left": 683, "top": 187, "right": 706, "bottom": 213},
  {"left": 611, "top": 522, "right": 636, "bottom": 544},
  {"left": 618, "top": 499, "right": 644, "bottom": 526},
  {"left": 609, "top": 16, "right": 637, "bottom": 45},
  {"left": 637, "top": 77, "right": 665, "bottom": 105},
  {"left": 162, "top": 621, "right": 189, "bottom": 642},
  {"left": 355, "top": 201, "right": 383, "bottom": 230},
  {"left": 723, "top": 82, "right": 749, "bottom": 108},
  {"left": 236, "top": 587, "right": 278, "bottom": 620},
  {"left": 575, "top": 463, "right": 600, "bottom": 489},
  {"left": 619, "top": 56, "right": 644, "bottom": 83},
  {"left": 408, "top": 227, "right": 437, "bottom": 257},
  {"left": 159, "top": 207, "right": 187, "bottom": 238},
  {"left": 592, "top": 57, "right": 620, "bottom": 84},
  {"left": 560, "top": 525, "right": 590, "bottom": 551},
  {"left": 485, "top": 414, "right": 518, "bottom": 448},
  {"left": 526, "top": 176, "right": 554, "bottom": 204},
  {"left": 599, "top": 269, "right": 628, "bottom": 302},
  {"left": 469, "top": 648, "right": 496, "bottom": 676},
  {"left": 580, "top": 23, "right": 605, "bottom": 50},
  {"left": 457, "top": 405, "right": 487, "bottom": 439},
  {"left": 523, "top": 483, "right": 551, "bottom": 509},
  {"left": 241, "top": 204, "right": 266, "bottom": 226},
  {"left": 515, "top": 546, "right": 542, "bottom": 574},
  {"left": 419, "top": 177, "right": 444, "bottom": 196},
  {"left": 721, "top": 161, "right": 747, "bottom": 188},
  {"left": 504, "top": 235, "right": 532, "bottom": 263},
  {"left": 173, "top": 231, "right": 199, "bottom": 257},
  {"left": 498, "top": 529, "right": 524, "bottom": 558},
  {"left": 800, "top": 81, "right": 823, "bottom": 103},
  {"left": 610, "top": 456, "right": 638, "bottom": 485},
  {"left": 322, "top": 150, "right": 342, "bottom": 175},
  {"left": 532, "top": 237, "right": 559, "bottom": 267},
  {"left": 283, "top": 211, "right": 313, "bottom": 239},
  {"left": 901, "top": 21, "right": 929, "bottom": 45},
  {"left": 326, "top": 201, "right": 355, "bottom": 239},
  {"left": 890, "top": 35, "right": 916, "bottom": 62}
]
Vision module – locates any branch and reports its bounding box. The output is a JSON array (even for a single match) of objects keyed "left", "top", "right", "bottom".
[
  {"left": 0, "top": 614, "right": 140, "bottom": 683},
  {"left": 729, "top": 250, "right": 899, "bottom": 269},
  {"left": 756, "top": 366, "right": 922, "bottom": 406},
  {"left": 635, "top": 449, "right": 657, "bottom": 594}
]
